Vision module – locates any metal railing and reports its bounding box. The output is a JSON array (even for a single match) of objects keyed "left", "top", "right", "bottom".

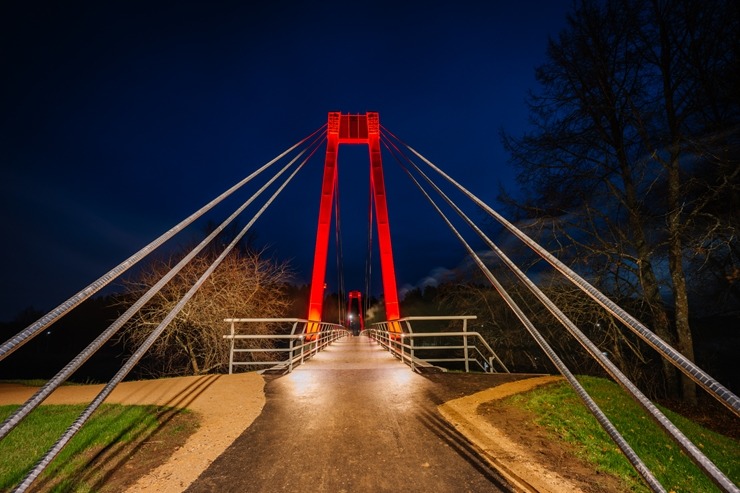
[
  {"left": 365, "top": 316, "right": 509, "bottom": 373},
  {"left": 223, "top": 318, "right": 349, "bottom": 374}
]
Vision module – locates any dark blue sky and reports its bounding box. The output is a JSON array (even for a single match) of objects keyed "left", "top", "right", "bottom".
[{"left": 0, "top": 1, "right": 572, "bottom": 321}]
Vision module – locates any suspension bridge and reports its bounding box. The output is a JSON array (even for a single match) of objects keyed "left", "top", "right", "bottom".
[{"left": 1, "top": 112, "right": 738, "bottom": 492}]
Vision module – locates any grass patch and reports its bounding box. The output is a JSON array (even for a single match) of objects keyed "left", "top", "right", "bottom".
[
  {"left": 505, "top": 376, "right": 739, "bottom": 492},
  {"left": 0, "top": 403, "right": 198, "bottom": 492}
]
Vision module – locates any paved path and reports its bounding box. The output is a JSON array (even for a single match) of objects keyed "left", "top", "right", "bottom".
[{"left": 186, "top": 335, "right": 513, "bottom": 493}]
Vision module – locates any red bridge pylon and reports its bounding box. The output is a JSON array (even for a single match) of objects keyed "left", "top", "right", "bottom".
[{"left": 306, "top": 112, "right": 401, "bottom": 336}]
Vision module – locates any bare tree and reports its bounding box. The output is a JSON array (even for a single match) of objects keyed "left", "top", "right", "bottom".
[
  {"left": 120, "top": 249, "right": 292, "bottom": 377},
  {"left": 502, "top": 0, "right": 739, "bottom": 402},
  {"left": 437, "top": 280, "right": 550, "bottom": 373}
]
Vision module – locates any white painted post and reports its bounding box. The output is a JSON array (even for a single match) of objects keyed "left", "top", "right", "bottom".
[
  {"left": 228, "top": 320, "right": 235, "bottom": 375},
  {"left": 406, "top": 319, "right": 415, "bottom": 371},
  {"left": 462, "top": 318, "right": 470, "bottom": 373},
  {"left": 289, "top": 321, "right": 298, "bottom": 373}
]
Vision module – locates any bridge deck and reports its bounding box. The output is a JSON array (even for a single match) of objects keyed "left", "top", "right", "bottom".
[{"left": 186, "top": 335, "right": 513, "bottom": 493}]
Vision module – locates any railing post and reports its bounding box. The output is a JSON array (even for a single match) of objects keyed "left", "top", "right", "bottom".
[
  {"left": 462, "top": 317, "right": 470, "bottom": 373},
  {"left": 300, "top": 321, "right": 306, "bottom": 364},
  {"left": 222, "top": 318, "right": 346, "bottom": 374},
  {"left": 405, "top": 320, "right": 415, "bottom": 371},
  {"left": 228, "top": 320, "right": 235, "bottom": 374},
  {"left": 290, "top": 321, "right": 299, "bottom": 373},
  {"left": 399, "top": 334, "right": 405, "bottom": 365},
  {"left": 370, "top": 316, "right": 507, "bottom": 374}
]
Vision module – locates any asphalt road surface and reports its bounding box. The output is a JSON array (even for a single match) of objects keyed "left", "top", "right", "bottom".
[{"left": 187, "top": 334, "right": 514, "bottom": 493}]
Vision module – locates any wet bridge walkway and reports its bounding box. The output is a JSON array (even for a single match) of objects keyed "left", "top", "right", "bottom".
[{"left": 186, "top": 334, "right": 515, "bottom": 492}]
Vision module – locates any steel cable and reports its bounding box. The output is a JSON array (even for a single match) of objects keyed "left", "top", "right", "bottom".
[
  {"left": 0, "top": 131, "right": 325, "bottom": 443},
  {"left": 393, "top": 133, "right": 740, "bottom": 419},
  {"left": 385, "top": 145, "right": 666, "bottom": 492},
  {"left": 385, "top": 135, "right": 736, "bottom": 491},
  {"left": 12, "top": 142, "right": 317, "bottom": 493},
  {"left": 0, "top": 126, "right": 325, "bottom": 362},
  {"left": 364, "top": 178, "right": 375, "bottom": 321},
  {"left": 334, "top": 170, "right": 346, "bottom": 325}
]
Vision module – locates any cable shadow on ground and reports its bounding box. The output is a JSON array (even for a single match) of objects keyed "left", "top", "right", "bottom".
[
  {"left": 415, "top": 404, "right": 514, "bottom": 492},
  {"left": 31, "top": 374, "right": 222, "bottom": 492}
]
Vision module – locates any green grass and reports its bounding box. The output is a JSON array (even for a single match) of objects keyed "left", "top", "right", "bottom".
[
  {"left": 505, "top": 376, "right": 740, "bottom": 492},
  {"left": 0, "top": 403, "right": 188, "bottom": 492}
]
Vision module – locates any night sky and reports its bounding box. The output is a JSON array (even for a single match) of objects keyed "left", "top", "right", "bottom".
[{"left": 0, "top": 1, "right": 571, "bottom": 322}]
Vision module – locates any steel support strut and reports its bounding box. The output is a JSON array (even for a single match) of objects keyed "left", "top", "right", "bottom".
[
  {"left": 306, "top": 112, "right": 401, "bottom": 336},
  {"left": 306, "top": 114, "right": 340, "bottom": 333},
  {"left": 367, "top": 114, "right": 401, "bottom": 326}
]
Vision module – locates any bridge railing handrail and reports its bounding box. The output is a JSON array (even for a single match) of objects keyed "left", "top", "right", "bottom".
[
  {"left": 223, "top": 318, "right": 349, "bottom": 373},
  {"left": 366, "top": 330, "right": 499, "bottom": 373},
  {"left": 365, "top": 315, "right": 509, "bottom": 373}
]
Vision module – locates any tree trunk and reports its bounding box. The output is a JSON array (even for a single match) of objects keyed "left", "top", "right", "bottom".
[
  {"left": 666, "top": 152, "right": 697, "bottom": 404},
  {"left": 176, "top": 334, "right": 200, "bottom": 375},
  {"left": 653, "top": 1, "right": 697, "bottom": 404},
  {"left": 614, "top": 131, "right": 679, "bottom": 397}
]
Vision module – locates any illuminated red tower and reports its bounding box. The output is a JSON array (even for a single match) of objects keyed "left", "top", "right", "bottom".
[
  {"left": 347, "top": 290, "right": 365, "bottom": 333},
  {"left": 306, "top": 112, "right": 401, "bottom": 335}
]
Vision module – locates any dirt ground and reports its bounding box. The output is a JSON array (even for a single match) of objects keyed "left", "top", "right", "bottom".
[
  {"left": 0, "top": 373, "right": 626, "bottom": 493},
  {"left": 435, "top": 375, "right": 628, "bottom": 493}
]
